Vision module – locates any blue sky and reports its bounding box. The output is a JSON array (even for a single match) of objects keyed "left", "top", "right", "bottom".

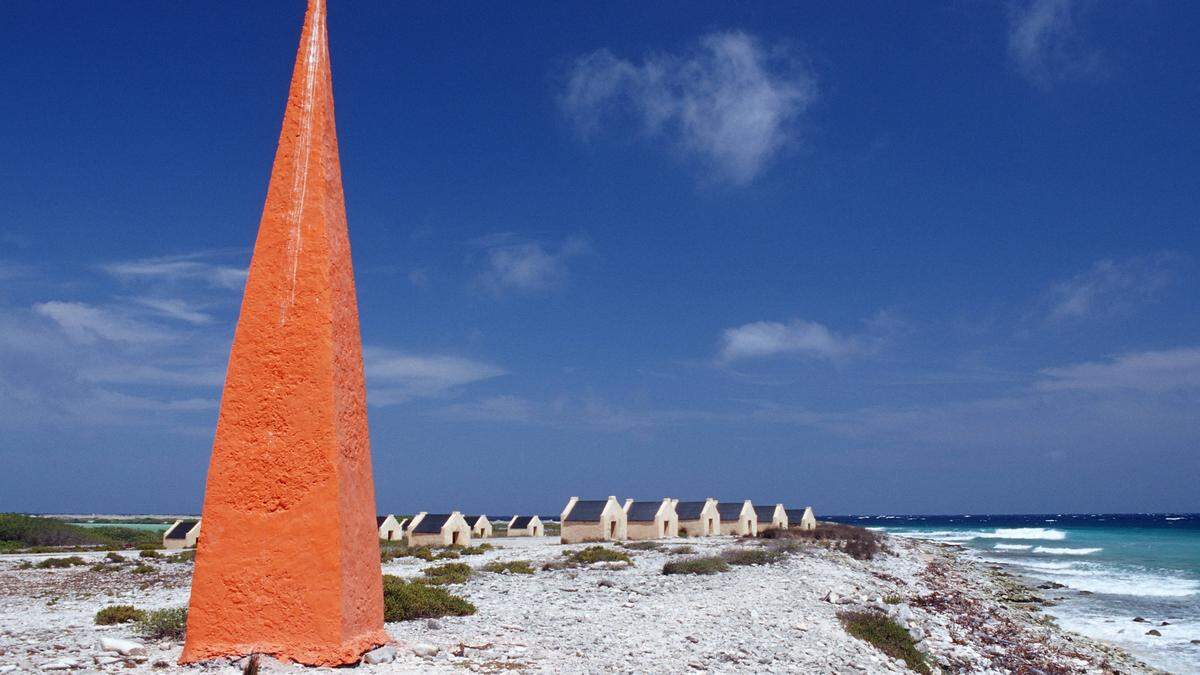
[{"left": 2, "top": 1, "right": 1198, "bottom": 516}]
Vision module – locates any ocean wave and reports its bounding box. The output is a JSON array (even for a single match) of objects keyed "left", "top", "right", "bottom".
[
  {"left": 993, "top": 543, "right": 1032, "bottom": 550},
  {"left": 1047, "top": 570, "right": 1199, "bottom": 598},
  {"left": 1032, "top": 546, "right": 1102, "bottom": 555},
  {"left": 977, "top": 528, "right": 1066, "bottom": 540}
]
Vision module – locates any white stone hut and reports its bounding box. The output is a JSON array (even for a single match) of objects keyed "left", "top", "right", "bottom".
[
  {"left": 406, "top": 512, "right": 472, "bottom": 547},
  {"left": 560, "top": 496, "right": 626, "bottom": 544},
  {"left": 376, "top": 514, "right": 405, "bottom": 541},
  {"left": 675, "top": 499, "right": 720, "bottom": 537},
  {"left": 717, "top": 501, "right": 758, "bottom": 536},
  {"left": 507, "top": 515, "right": 543, "bottom": 537},
  {"left": 786, "top": 506, "right": 818, "bottom": 531},
  {"left": 623, "top": 498, "right": 678, "bottom": 540},
  {"left": 162, "top": 519, "right": 201, "bottom": 549},
  {"left": 754, "top": 504, "right": 788, "bottom": 532},
  {"left": 464, "top": 515, "right": 492, "bottom": 539}
]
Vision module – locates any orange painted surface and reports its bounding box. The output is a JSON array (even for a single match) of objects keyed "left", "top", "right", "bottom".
[{"left": 180, "top": 0, "right": 387, "bottom": 665}]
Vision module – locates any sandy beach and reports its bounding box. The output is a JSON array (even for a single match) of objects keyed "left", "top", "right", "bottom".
[{"left": 0, "top": 532, "right": 1157, "bottom": 673}]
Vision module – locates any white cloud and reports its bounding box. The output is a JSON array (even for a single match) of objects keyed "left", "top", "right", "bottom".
[
  {"left": 1045, "top": 253, "right": 1181, "bottom": 321},
  {"left": 476, "top": 235, "right": 589, "bottom": 294},
  {"left": 1008, "top": 0, "right": 1102, "bottom": 87},
  {"left": 133, "top": 297, "right": 213, "bottom": 325},
  {"left": 562, "top": 31, "right": 816, "bottom": 184},
  {"left": 365, "top": 348, "right": 506, "bottom": 405},
  {"left": 102, "top": 252, "right": 247, "bottom": 290},
  {"left": 719, "top": 318, "right": 857, "bottom": 361},
  {"left": 33, "top": 301, "right": 171, "bottom": 344},
  {"left": 1037, "top": 347, "right": 1200, "bottom": 392}
]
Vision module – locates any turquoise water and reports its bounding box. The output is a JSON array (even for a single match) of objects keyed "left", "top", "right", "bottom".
[{"left": 829, "top": 514, "right": 1200, "bottom": 674}]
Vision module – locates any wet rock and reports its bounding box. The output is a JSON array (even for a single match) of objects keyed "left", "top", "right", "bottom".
[
  {"left": 1146, "top": 630, "right": 1161, "bottom": 637},
  {"left": 1190, "top": 639, "right": 1200, "bottom": 645},
  {"left": 1133, "top": 617, "right": 1147, "bottom": 623},
  {"left": 598, "top": 579, "right": 615, "bottom": 588},
  {"left": 362, "top": 645, "right": 396, "bottom": 664},
  {"left": 1160, "top": 621, "right": 1171, "bottom": 626}
]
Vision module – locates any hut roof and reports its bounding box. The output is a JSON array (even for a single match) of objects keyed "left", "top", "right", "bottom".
[
  {"left": 717, "top": 503, "right": 747, "bottom": 520},
  {"left": 625, "top": 501, "right": 663, "bottom": 522},
  {"left": 675, "top": 501, "right": 708, "bottom": 520},
  {"left": 165, "top": 520, "right": 198, "bottom": 540},
  {"left": 785, "top": 508, "right": 810, "bottom": 521},
  {"left": 564, "top": 500, "right": 607, "bottom": 522},
  {"left": 510, "top": 515, "right": 535, "bottom": 529},
  {"left": 376, "top": 516, "right": 389, "bottom": 527},
  {"left": 464, "top": 515, "right": 486, "bottom": 527},
  {"left": 412, "top": 514, "right": 452, "bottom": 534}
]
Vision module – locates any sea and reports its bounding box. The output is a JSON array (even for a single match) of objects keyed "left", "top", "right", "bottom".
[{"left": 826, "top": 514, "right": 1200, "bottom": 674}]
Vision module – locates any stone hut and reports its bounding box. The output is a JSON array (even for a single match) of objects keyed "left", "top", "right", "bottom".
[
  {"left": 406, "top": 512, "right": 472, "bottom": 547},
  {"left": 464, "top": 515, "right": 492, "bottom": 539},
  {"left": 754, "top": 504, "right": 788, "bottom": 532},
  {"left": 560, "top": 496, "right": 626, "bottom": 544},
  {"left": 507, "top": 515, "right": 544, "bottom": 537},
  {"left": 376, "top": 514, "right": 405, "bottom": 541},
  {"left": 675, "top": 499, "right": 720, "bottom": 537},
  {"left": 786, "top": 506, "right": 818, "bottom": 531},
  {"left": 163, "top": 519, "right": 201, "bottom": 549},
  {"left": 717, "top": 501, "right": 758, "bottom": 536},
  {"left": 623, "top": 498, "right": 678, "bottom": 540}
]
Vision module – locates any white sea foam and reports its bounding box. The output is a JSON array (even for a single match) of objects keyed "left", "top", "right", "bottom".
[
  {"left": 1032, "top": 546, "right": 1102, "bottom": 555},
  {"left": 999, "top": 558, "right": 1200, "bottom": 598},
  {"left": 977, "top": 528, "right": 1066, "bottom": 540},
  {"left": 993, "top": 543, "right": 1032, "bottom": 550},
  {"left": 1165, "top": 517, "right": 1184, "bottom": 521}
]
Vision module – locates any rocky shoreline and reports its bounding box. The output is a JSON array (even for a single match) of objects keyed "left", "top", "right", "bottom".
[{"left": 0, "top": 533, "right": 1159, "bottom": 673}]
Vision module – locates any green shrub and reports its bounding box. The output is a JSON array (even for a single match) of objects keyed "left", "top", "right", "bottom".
[
  {"left": 131, "top": 563, "right": 156, "bottom": 574},
  {"left": 883, "top": 595, "right": 903, "bottom": 605},
  {"left": 620, "top": 541, "right": 662, "bottom": 551},
  {"left": 433, "top": 549, "right": 461, "bottom": 560},
  {"left": 380, "top": 544, "right": 435, "bottom": 563},
  {"left": 167, "top": 550, "right": 195, "bottom": 563},
  {"left": 456, "top": 544, "right": 493, "bottom": 556},
  {"left": 838, "top": 611, "right": 930, "bottom": 674},
  {"left": 421, "top": 562, "right": 472, "bottom": 585},
  {"left": 139, "top": 549, "right": 162, "bottom": 559},
  {"left": 95, "top": 605, "right": 146, "bottom": 625},
  {"left": 34, "top": 556, "right": 88, "bottom": 569},
  {"left": 662, "top": 556, "right": 730, "bottom": 575},
  {"left": 136, "top": 607, "right": 188, "bottom": 640},
  {"left": 780, "top": 523, "right": 884, "bottom": 561},
  {"left": 668, "top": 545, "right": 695, "bottom": 555},
  {"left": 105, "top": 552, "right": 127, "bottom": 563},
  {"left": 722, "top": 548, "right": 786, "bottom": 566},
  {"left": 481, "top": 560, "right": 534, "bottom": 575},
  {"left": 564, "top": 546, "right": 632, "bottom": 565},
  {"left": 382, "top": 575, "right": 476, "bottom": 621},
  {"left": 90, "top": 562, "right": 122, "bottom": 573}
]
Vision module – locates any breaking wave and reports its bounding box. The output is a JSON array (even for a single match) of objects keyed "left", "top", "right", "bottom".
[
  {"left": 977, "top": 528, "right": 1066, "bottom": 540},
  {"left": 1033, "top": 546, "right": 1102, "bottom": 555},
  {"left": 993, "top": 543, "right": 1032, "bottom": 550}
]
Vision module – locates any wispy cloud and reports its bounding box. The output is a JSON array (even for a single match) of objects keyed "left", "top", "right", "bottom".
[
  {"left": 434, "top": 394, "right": 726, "bottom": 433},
  {"left": 719, "top": 318, "right": 861, "bottom": 361},
  {"left": 1044, "top": 253, "right": 1182, "bottom": 322},
  {"left": 562, "top": 31, "right": 816, "bottom": 184},
  {"left": 1007, "top": 0, "right": 1103, "bottom": 88},
  {"left": 474, "top": 234, "right": 590, "bottom": 294},
  {"left": 102, "top": 251, "right": 247, "bottom": 290},
  {"left": 1037, "top": 347, "right": 1200, "bottom": 392},
  {"left": 132, "top": 297, "right": 214, "bottom": 325},
  {"left": 33, "top": 301, "right": 172, "bottom": 344},
  {"left": 365, "top": 348, "right": 506, "bottom": 405}
]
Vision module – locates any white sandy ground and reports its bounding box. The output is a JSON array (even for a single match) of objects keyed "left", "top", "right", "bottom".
[{"left": 0, "top": 534, "right": 1161, "bottom": 673}]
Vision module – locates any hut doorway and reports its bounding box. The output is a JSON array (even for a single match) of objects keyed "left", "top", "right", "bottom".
[
  {"left": 451, "top": 531, "right": 460, "bottom": 546},
  {"left": 608, "top": 520, "right": 616, "bottom": 539},
  {"left": 707, "top": 518, "right": 714, "bottom": 535}
]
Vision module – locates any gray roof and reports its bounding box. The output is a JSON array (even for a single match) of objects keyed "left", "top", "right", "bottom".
[
  {"left": 510, "top": 515, "right": 535, "bottom": 529},
  {"left": 377, "top": 516, "right": 389, "bottom": 527},
  {"left": 625, "top": 501, "right": 663, "bottom": 522},
  {"left": 412, "top": 514, "right": 452, "bottom": 534},
  {"left": 785, "top": 508, "right": 810, "bottom": 521},
  {"left": 675, "top": 501, "right": 708, "bottom": 520},
  {"left": 164, "top": 519, "right": 198, "bottom": 540},
  {"left": 564, "top": 500, "right": 608, "bottom": 522},
  {"left": 754, "top": 505, "right": 778, "bottom": 521},
  {"left": 464, "top": 515, "right": 486, "bottom": 527},
  {"left": 717, "top": 503, "right": 747, "bottom": 520}
]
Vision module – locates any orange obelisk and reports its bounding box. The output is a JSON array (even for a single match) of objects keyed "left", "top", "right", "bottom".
[{"left": 180, "top": 0, "right": 387, "bottom": 665}]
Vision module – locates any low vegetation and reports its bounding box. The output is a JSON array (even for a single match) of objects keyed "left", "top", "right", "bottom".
[
  {"left": 667, "top": 545, "right": 695, "bottom": 555},
  {"left": 382, "top": 575, "right": 476, "bottom": 621},
  {"left": 136, "top": 607, "right": 188, "bottom": 640},
  {"left": 27, "top": 556, "right": 88, "bottom": 569},
  {"left": 480, "top": 560, "right": 534, "bottom": 575},
  {"left": 131, "top": 563, "right": 156, "bottom": 574},
  {"left": 620, "top": 541, "right": 662, "bottom": 551},
  {"left": 456, "top": 543, "right": 494, "bottom": 556},
  {"left": 765, "top": 522, "right": 885, "bottom": 561},
  {"left": 139, "top": 549, "right": 162, "bottom": 559},
  {"left": 95, "top": 605, "right": 146, "bottom": 625},
  {"left": 380, "top": 542, "right": 475, "bottom": 563},
  {"left": 167, "top": 550, "right": 195, "bottom": 564},
  {"left": 838, "top": 610, "right": 930, "bottom": 674},
  {"left": 662, "top": 556, "right": 730, "bottom": 575},
  {"left": 0, "top": 513, "right": 161, "bottom": 551},
  {"left": 421, "top": 562, "right": 473, "bottom": 585},
  {"left": 105, "top": 552, "right": 127, "bottom": 563},
  {"left": 564, "top": 546, "right": 632, "bottom": 565},
  {"left": 722, "top": 548, "right": 786, "bottom": 566}
]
